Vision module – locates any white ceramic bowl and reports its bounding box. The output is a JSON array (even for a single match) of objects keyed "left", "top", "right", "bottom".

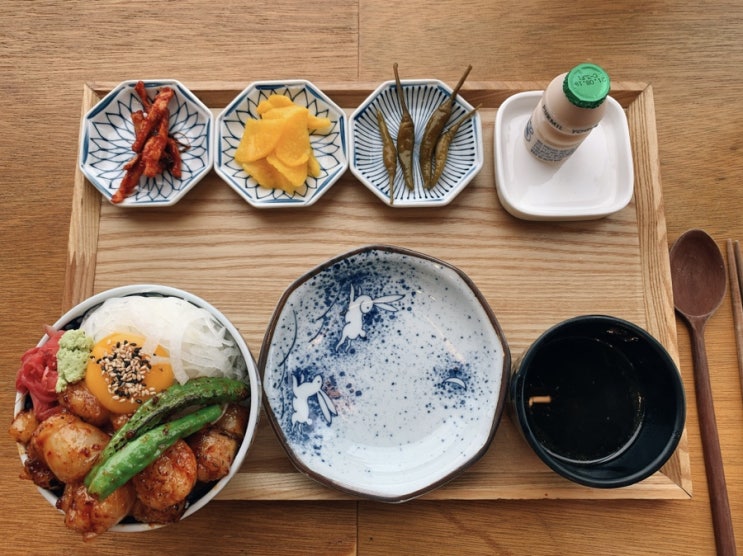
[
  {"left": 13, "top": 284, "right": 261, "bottom": 532},
  {"left": 350, "top": 79, "right": 483, "bottom": 207},
  {"left": 214, "top": 80, "right": 348, "bottom": 208},
  {"left": 79, "top": 80, "right": 213, "bottom": 207},
  {"left": 260, "top": 245, "right": 510, "bottom": 502}
]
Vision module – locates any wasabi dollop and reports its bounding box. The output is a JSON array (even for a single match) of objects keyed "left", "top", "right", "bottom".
[{"left": 55, "top": 329, "right": 94, "bottom": 392}]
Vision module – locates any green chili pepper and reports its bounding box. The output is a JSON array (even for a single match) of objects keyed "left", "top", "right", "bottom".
[
  {"left": 376, "top": 109, "right": 397, "bottom": 204},
  {"left": 393, "top": 63, "right": 415, "bottom": 191},
  {"left": 86, "top": 404, "right": 223, "bottom": 501},
  {"left": 85, "top": 377, "right": 249, "bottom": 488},
  {"left": 430, "top": 104, "right": 480, "bottom": 187},
  {"left": 420, "top": 65, "right": 472, "bottom": 189}
]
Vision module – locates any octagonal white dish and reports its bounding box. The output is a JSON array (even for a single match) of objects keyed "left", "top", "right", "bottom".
[
  {"left": 350, "top": 79, "right": 483, "bottom": 207},
  {"left": 494, "top": 91, "right": 634, "bottom": 221},
  {"left": 214, "top": 80, "right": 348, "bottom": 208},
  {"left": 259, "top": 245, "right": 510, "bottom": 502},
  {"left": 79, "top": 79, "right": 213, "bottom": 207}
]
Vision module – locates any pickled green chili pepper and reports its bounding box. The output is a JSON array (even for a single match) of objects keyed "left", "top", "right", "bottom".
[
  {"left": 86, "top": 404, "right": 223, "bottom": 501},
  {"left": 393, "top": 63, "right": 415, "bottom": 190},
  {"left": 420, "top": 65, "right": 472, "bottom": 189},
  {"left": 430, "top": 104, "right": 480, "bottom": 187},
  {"left": 376, "top": 109, "right": 397, "bottom": 204}
]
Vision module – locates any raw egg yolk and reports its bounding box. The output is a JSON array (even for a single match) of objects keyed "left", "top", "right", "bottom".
[{"left": 85, "top": 332, "right": 175, "bottom": 414}]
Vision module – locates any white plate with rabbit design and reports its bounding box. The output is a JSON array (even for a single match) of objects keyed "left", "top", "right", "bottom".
[{"left": 259, "top": 245, "right": 510, "bottom": 502}]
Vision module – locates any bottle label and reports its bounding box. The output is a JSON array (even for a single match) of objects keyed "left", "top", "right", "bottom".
[
  {"left": 541, "top": 102, "right": 564, "bottom": 132},
  {"left": 524, "top": 116, "right": 535, "bottom": 141},
  {"left": 524, "top": 117, "right": 578, "bottom": 163},
  {"left": 529, "top": 139, "right": 578, "bottom": 163},
  {"left": 542, "top": 103, "right": 598, "bottom": 135}
]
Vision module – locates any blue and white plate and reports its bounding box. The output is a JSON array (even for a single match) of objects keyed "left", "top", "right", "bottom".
[
  {"left": 260, "top": 245, "right": 510, "bottom": 502},
  {"left": 214, "top": 80, "right": 348, "bottom": 208},
  {"left": 350, "top": 79, "right": 483, "bottom": 207},
  {"left": 79, "top": 80, "right": 213, "bottom": 207}
]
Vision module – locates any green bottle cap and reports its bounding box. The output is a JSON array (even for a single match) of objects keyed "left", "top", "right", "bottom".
[{"left": 563, "top": 63, "right": 611, "bottom": 109}]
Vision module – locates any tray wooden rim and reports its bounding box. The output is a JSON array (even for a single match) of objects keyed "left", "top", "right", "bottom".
[{"left": 65, "top": 81, "right": 691, "bottom": 501}]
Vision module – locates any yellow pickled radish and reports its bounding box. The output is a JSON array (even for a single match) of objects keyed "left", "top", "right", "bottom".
[{"left": 236, "top": 94, "right": 328, "bottom": 193}]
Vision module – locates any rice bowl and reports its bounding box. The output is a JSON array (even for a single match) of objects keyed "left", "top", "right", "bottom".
[{"left": 12, "top": 284, "right": 261, "bottom": 534}]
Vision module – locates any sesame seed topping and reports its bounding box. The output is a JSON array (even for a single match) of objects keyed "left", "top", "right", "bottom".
[{"left": 96, "top": 339, "right": 157, "bottom": 403}]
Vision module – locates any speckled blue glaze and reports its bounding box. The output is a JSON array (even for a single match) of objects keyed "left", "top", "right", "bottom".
[
  {"left": 261, "top": 246, "right": 509, "bottom": 502},
  {"left": 79, "top": 80, "right": 213, "bottom": 206}
]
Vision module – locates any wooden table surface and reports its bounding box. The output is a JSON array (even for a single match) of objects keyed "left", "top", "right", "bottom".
[{"left": 2, "top": 1, "right": 742, "bottom": 554}]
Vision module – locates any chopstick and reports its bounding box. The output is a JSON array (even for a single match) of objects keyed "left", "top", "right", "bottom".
[{"left": 725, "top": 239, "right": 743, "bottom": 393}]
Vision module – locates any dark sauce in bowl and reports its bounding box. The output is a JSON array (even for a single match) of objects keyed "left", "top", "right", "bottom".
[{"left": 523, "top": 336, "right": 645, "bottom": 464}]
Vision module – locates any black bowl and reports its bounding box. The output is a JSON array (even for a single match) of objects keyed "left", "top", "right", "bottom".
[{"left": 510, "top": 315, "right": 686, "bottom": 488}]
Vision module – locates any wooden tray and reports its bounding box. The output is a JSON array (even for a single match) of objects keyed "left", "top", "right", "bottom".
[{"left": 65, "top": 81, "right": 691, "bottom": 500}]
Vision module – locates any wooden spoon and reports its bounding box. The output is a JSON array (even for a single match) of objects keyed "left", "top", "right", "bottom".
[{"left": 670, "top": 229, "right": 736, "bottom": 556}]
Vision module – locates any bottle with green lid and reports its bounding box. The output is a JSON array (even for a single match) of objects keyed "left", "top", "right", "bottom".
[{"left": 524, "top": 63, "right": 611, "bottom": 163}]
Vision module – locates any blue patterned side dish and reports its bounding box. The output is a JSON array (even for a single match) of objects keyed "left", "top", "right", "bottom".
[
  {"left": 350, "top": 80, "right": 483, "bottom": 207},
  {"left": 79, "top": 80, "right": 213, "bottom": 207},
  {"left": 214, "top": 80, "right": 348, "bottom": 208}
]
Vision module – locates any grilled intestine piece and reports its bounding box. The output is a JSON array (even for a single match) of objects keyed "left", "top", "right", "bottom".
[
  {"left": 57, "top": 381, "right": 111, "bottom": 428},
  {"left": 57, "top": 481, "right": 136, "bottom": 541},
  {"left": 188, "top": 403, "right": 248, "bottom": 482},
  {"left": 27, "top": 411, "right": 110, "bottom": 484},
  {"left": 132, "top": 439, "right": 197, "bottom": 511}
]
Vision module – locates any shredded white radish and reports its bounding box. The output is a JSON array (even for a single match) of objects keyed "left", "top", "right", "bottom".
[{"left": 80, "top": 296, "right": 247, "bottom": 384}]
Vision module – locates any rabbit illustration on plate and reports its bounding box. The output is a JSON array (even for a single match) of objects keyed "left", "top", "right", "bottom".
[
  {"left": 336, "top": 285, "right": 403, "bottom": 351},
  {"left": 291, "top": 373, "right": 338, "bottom": 428}
]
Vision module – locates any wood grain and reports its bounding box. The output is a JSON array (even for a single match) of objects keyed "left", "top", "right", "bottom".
[
  {"left": 3, "top": 0, "right": 743, "bottom": 553},
  {"left": 67, "top": 82, "right": 690, "bottom": 502}
]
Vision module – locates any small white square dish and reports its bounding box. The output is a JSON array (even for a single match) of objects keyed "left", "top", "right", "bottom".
[{"left": 494, "top": 91, "right": 634, "bottom": 221}]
